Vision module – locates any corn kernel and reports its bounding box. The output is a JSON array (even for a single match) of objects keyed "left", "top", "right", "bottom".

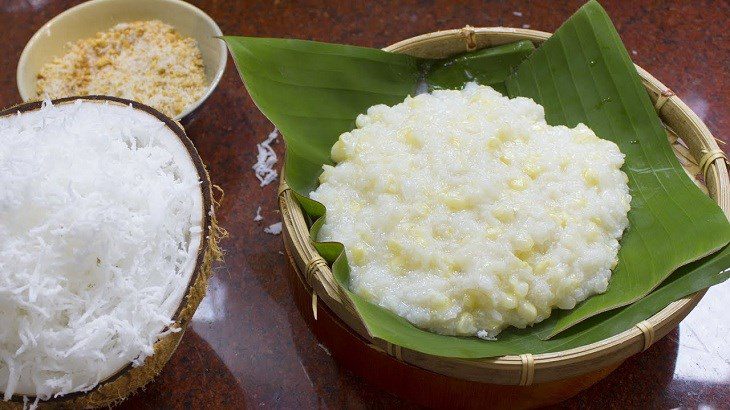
[
  {"left": 486, "top": 137, "right": 501, "bottom": 152},
  {"left": 385, "top": 180, "right": 400, "bottom": 195},
  {"left": 449, "top": 260, "right": 465, "bottom": 273},
  {"left": 534, "top": 259, "right": 552, "bottom": 275},
  {"left": 573, "top": 133, "right": 593, "bottom": 143},
  {"left": 508, "top": 177, "right": 528, "bottom": 191},
  {"left": 517, "top": 301, "right": 538, "bottom": 321},
  {"left": 462, "top": 292, "right": 479, "bottom": 310},
  {"left": 442, "top": 193, "right": 473, "bottom": 211},
  {"left": 583, "top": 169, "right": 599, "bottom": 187},
  {"left": 560, "top": 157, "right": 570, "bottom": 170},
  {"left": 496, "top": 128, "right": 513, "bottom": 142},
  {"left": 348, "top": 200, "right": 362, "bottom": 212},
  {"left": 403, "top": 130, "right": 422, "bottom": 148},
  {"left": 501, "top": 294, "right": 518, "bottom": 309},
  {"left": 386, "top": 239, "right": 402, "bottom": 255},
  {"left": 456, "top": 312, "right": 477, "bottom": 334},
  {"left": 427, "top": 293, "right": 451, "bottom": 310},
  {"left": 331, "top": 139, "right": 347, "bottom": 162},
  {"left": 485, "top": 227, "right": 501, "bottom": 239},
  {"left": 509, "top": 277, "right": 529, "bottom": 298},
  {"left": 514, "top": 249, "right": 532, "bottom": 263},
  {"left": 524, "top": 164, "right": 542, "bottom": 179},
  {"left": 349, "top": 246, "right": 366, "bottom": 265},
  {"left": 318, "top": 165, "right": 333, "bottom": 183},
  {"left": 493, "top": 207, "right": 515, "bottom": 223}
]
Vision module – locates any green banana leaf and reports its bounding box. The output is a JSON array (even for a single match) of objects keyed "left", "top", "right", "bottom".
[
  {"left": 225, "top": 0, "right": 730, "bottom": 357},
  {"left": 505, "top": 1, "right": 730, "bottom": 336},
  {"left": 426, "top": 40, "right": 535, "bottom": 94},
  {"left": 322, "top": 242, "right": 729, "bottom": 357}
]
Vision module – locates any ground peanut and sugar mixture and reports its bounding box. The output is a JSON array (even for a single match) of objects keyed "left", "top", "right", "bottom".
[{"left": 36, "top": 20, "right": 207, "bottom": 117}]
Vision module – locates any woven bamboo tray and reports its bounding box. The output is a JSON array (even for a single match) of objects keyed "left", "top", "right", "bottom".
[
  {"left": 278, "top": 26, "right": 729, "bottom": 400},
  {"left": 0, "top": 96, "right": 220, "bottom": 409}
]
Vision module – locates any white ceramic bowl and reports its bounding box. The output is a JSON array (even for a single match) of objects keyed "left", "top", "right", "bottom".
[{"left": 16, "top": 0, "right": 227, "bottom": 122}]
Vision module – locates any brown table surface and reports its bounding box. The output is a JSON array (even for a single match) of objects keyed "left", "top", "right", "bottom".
[{"left": 2, "top": 0, "right": 728, "bottom": 408}]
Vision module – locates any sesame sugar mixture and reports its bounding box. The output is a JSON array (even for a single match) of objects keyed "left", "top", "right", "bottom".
[{"left": 36, "top": 20, "right": 207, "bottom": 118}]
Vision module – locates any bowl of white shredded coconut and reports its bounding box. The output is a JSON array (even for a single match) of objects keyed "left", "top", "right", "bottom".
[{"left": 0, "top": 96, "right": 219, "bottom": 407}]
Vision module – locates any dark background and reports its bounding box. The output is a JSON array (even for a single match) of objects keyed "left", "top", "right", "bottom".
[{"left": 1, "top": 1, "right": 727, "bottom": 408}]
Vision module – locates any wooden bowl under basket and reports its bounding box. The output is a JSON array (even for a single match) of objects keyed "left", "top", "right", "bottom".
[{"left": 278, "top": 28, "right": 729, "bottom": 408}]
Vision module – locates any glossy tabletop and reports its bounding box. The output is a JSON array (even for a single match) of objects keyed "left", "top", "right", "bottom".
[{"left": 1, "top": 0, "right": 728, "bottom": 408}]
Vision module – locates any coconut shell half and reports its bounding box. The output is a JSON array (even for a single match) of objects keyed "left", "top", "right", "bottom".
[{"left": 0, "top": 96, "right": 221, "bottom": 409}]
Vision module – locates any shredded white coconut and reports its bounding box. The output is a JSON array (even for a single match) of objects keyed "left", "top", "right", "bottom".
[
  {"left": 476, "top": 330, "right": 496, "bottom": 341},
  {"left": 264, "top": 222, "right": 283, "bottom": 235},
  {"left": 22, "top": 395, "right": 39, "bottom": 410},
  {"left": 522, "top": 24, "right": 531, "bottom": 29},
  {"left": 253, "top": 128, "right": 279, "bottom": 187},
  {"left": 0, "top": 100, "right": 203, "bottom": 401},
  {"left": 254, "top": 206, "right": 264, "bottom": 222},
  {"left": 513, "top": 11, "right": 523, "bottom": 16}
]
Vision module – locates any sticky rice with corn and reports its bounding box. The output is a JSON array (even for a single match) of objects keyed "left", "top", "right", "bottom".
[{"left": 311, "top": 83, "right": 631, "bottom": 338}]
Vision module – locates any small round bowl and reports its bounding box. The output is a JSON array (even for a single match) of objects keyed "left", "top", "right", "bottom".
[{"left": 16, "top": 0, "right": 227, "bottom": 122}]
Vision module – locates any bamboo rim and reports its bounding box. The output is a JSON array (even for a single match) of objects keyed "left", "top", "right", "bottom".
[
  {"left": 278, "top": 28, "right": 729, "bottom": 386},
  {"left": 0, "top": 96, "right": 222, "bottom": 408}
]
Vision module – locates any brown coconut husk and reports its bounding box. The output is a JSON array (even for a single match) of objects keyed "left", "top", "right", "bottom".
[{"left": 0, "top": 96, "right": 224, "bottom": 409}]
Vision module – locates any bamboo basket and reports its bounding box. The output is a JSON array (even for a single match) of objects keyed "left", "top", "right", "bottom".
[
  {"left": 0, "top": 96, "right": 220, "bottom": 409},
  {"left": 278, "top": 28, "right": 729, "bottom": 403}
]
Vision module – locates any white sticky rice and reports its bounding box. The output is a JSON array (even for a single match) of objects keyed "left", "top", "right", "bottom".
[
  {"left": 0, "top": 100, "right": 203, "bottom": 400},
  {"left": 311, "top": 83, "right": 631, "bottom": 338}
]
